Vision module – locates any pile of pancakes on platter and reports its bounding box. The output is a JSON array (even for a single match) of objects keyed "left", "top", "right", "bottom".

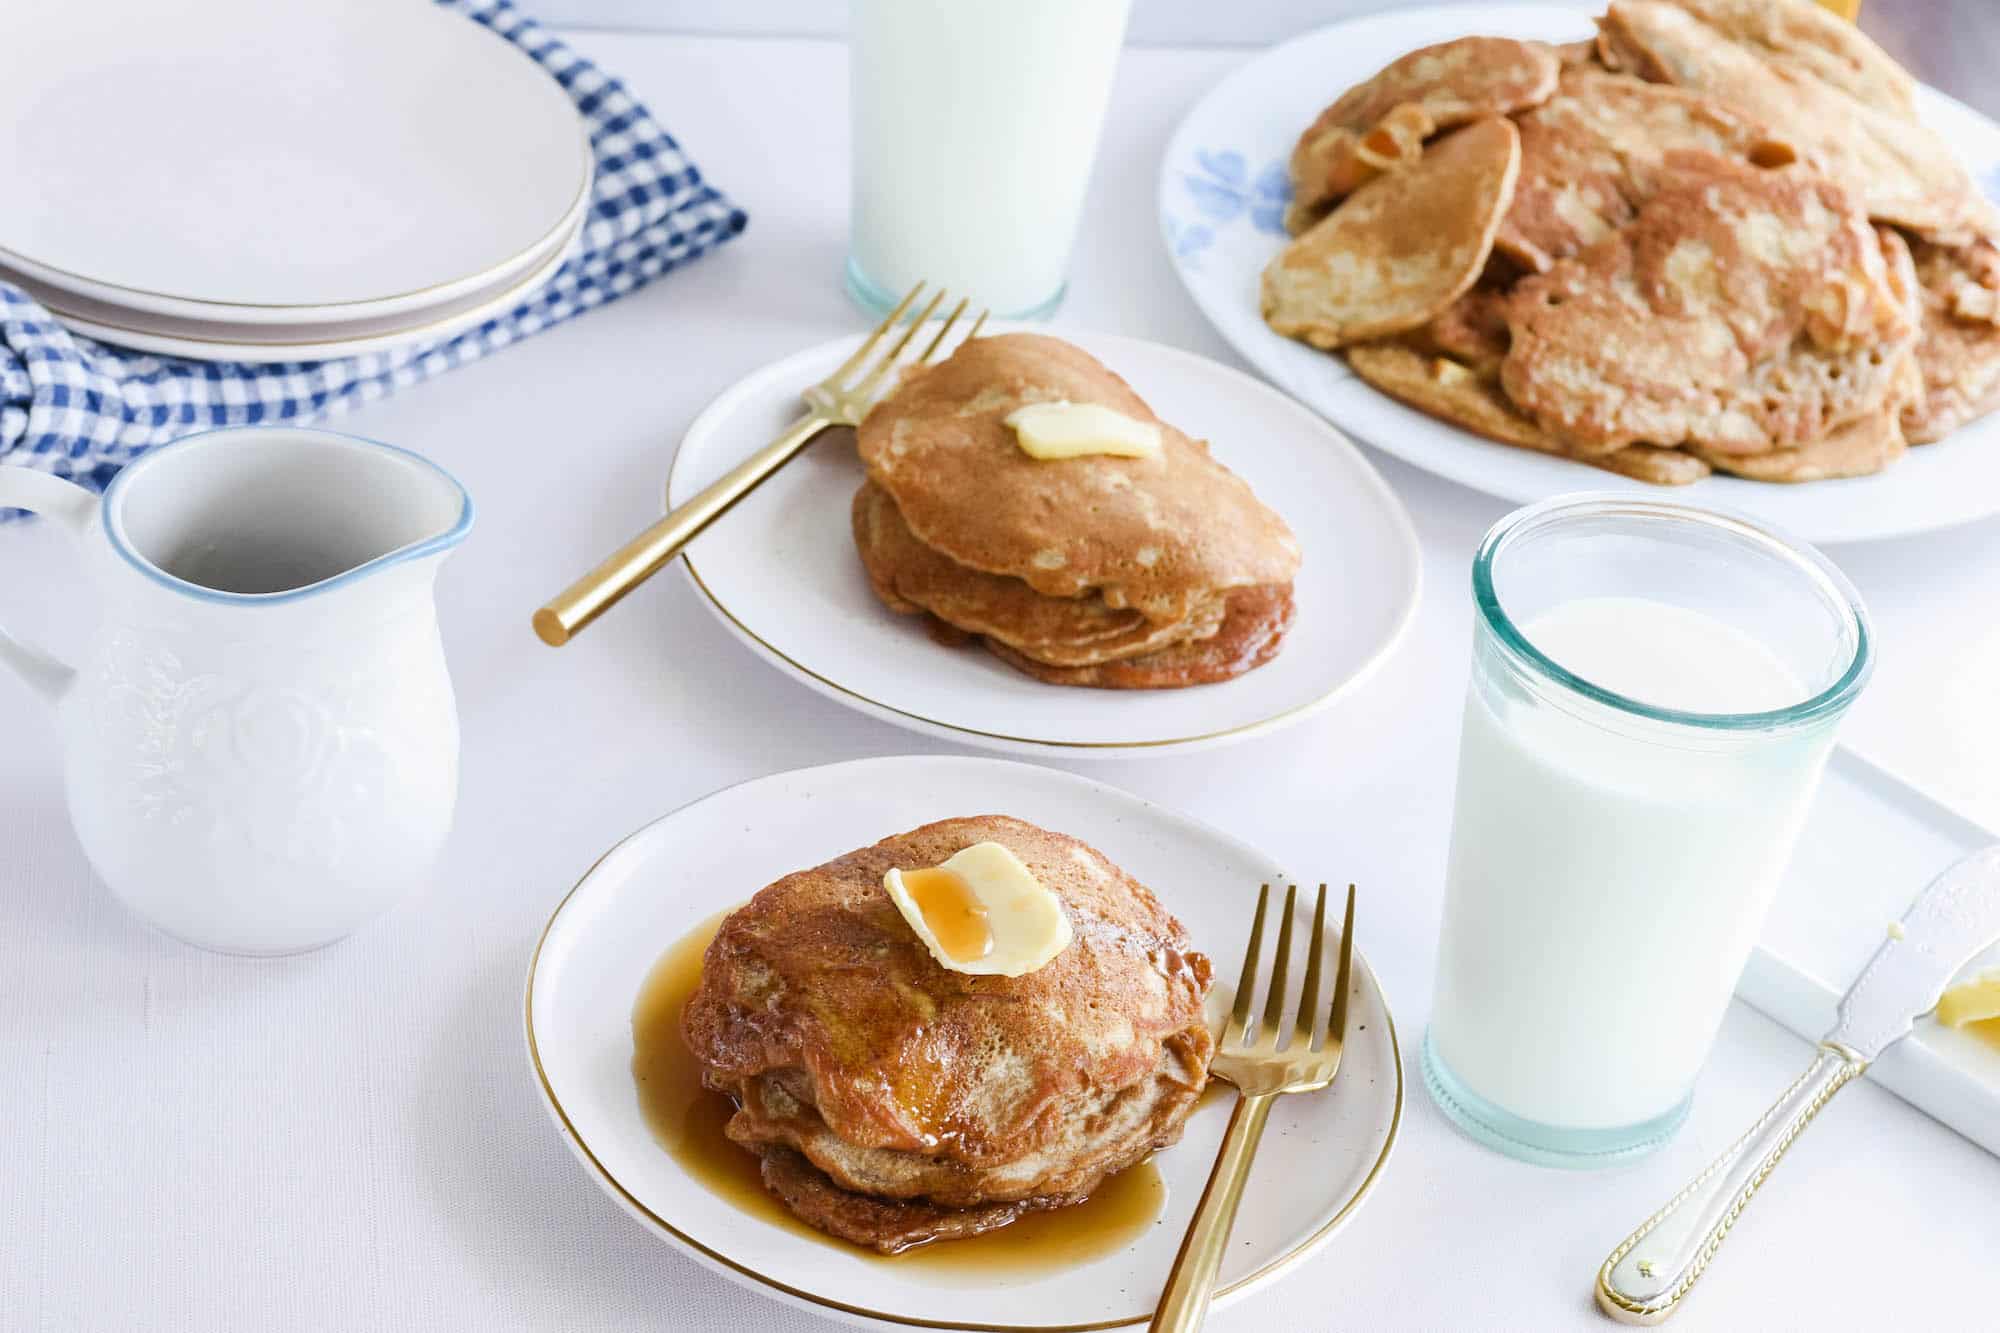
[
  {"left": 1260, "top": 0, "right": 2000, "bottom": 485},
  {"left": 851, "top": 333, "right": 1301, "bottom": 688},
  {"left": 680, "top": 816, "right": 1215, "bottom": 1251}
]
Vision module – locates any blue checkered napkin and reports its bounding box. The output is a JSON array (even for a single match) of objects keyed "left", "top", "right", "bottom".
[{"left": 0, "top": 0, "right": 746, "bottom": 496}]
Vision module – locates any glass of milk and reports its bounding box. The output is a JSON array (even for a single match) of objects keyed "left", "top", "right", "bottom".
[
  {"left": 847, "top": 0, "right": 1133, "bottom": 319},
  {"left": 1424, "top": 495, "right": 1873, "bottom": 1167}
]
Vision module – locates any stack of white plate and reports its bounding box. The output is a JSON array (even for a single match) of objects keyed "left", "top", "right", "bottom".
[{"left": 0, "top": 0, "right": 591, "bottom": 362}]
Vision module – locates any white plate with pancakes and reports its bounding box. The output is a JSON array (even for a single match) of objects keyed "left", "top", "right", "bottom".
[
  {"left": 668, "top": 325, "right": 1421, "bottom": 757},
  {"left": 525, "top": 755, "right": 1402, "bottom": 1332},
  {"left": 1160, "top": 3, "right": 2000, "bottom": 543}
]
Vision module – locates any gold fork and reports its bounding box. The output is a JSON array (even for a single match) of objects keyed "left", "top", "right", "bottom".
[
  {"left": 1150, "top": 883, "right": 1358, "bottom": 1333},
  {"left": 532, "top": 282, "right": 987, "bottom": 646}
]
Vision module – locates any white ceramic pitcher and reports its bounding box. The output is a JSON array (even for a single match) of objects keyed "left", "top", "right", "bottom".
[{"left": 0, "top": 426, "right": 473, "bottom": 955}]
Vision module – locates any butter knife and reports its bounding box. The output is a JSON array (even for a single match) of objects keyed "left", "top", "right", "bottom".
[{"left": 1595, "top": 843, "right": 2000, "bottom": 1324}]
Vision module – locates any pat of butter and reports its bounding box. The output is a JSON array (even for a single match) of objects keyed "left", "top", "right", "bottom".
[
  {"left": 1937, "top": 968, "right": 2000, "bottom": 1028},
  {"left": 1005, "top": 401, "right": 1162, "bottom": 461},
  {"left": 884, "top": 841, "right": 1073, "bottom": 978}
]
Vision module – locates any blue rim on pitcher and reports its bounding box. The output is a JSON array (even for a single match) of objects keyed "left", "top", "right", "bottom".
[
  {"left": 1473, "top": 493, "right": 1874, "bottom": 735},
  {"left": 100, "top": 424, "right": 475, "bottom": 606}
]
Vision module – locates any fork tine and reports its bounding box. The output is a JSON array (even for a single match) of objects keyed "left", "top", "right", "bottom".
[
  {"left": 1222, "top": 884, "right": 1269, "bottom": 1049},
  {"left": 847, "top": 288, "right": 948, "bottom": 399},
  {"left": 1259, "top": 884, "right": 1297, "bottom": 1048},
  {"left": 914, "top": 298, "right": 972, "bottom": 367},
  {"left": 1293, "top": 884, "right": 1328, "bottom": 1050},
  {"left": 1325, "top": 884, "right": 1357, "bottom": 1052},
  {"left": 824, "top": 282, "right": 926, "bottom": 387},
  {"left": 964, "top": 309, "right": 989, "bottom": 343}
]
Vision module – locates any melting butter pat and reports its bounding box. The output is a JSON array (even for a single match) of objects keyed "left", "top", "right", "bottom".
[
  {"left": 1937, "top": 968, "right": 2000, "bottom": 1028},
  {"left": 884, "top": 841, "right": 1073, "bottom": 977},
  {"left": 1005, "top": 401, "right": 1162, "bottom": 461}
]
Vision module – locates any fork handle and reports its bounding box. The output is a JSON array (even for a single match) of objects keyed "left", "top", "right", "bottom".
[
  {"left": 1150, "top": 1091, "right": 1275, "bottom": 1333},
  {"left": 533, "top": 411, "right": 831, "bottom": 645}
]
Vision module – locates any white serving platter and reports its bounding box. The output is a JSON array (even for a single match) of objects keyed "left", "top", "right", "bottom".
[{"left": 1160, "top": 3, "right": 2000, "bottom": 544}]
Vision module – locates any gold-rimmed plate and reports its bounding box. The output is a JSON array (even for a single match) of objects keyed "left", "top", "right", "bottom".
[
  {"left": 667, "top": 326, "right": 1421, "bottom": 758},
  {"left": 524, "top": 754, "right": 1402, "bottom": 1332}
]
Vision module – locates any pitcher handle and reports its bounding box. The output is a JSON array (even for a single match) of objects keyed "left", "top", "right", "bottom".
[{"left": 0, "top": 467, "right": 98, "bottom": 707}]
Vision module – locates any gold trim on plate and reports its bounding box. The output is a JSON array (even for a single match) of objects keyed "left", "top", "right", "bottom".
[
  {"left": 523, "top": 808, "right": 1403, "bottom": 1333},
  {"left": 681, "top": 555, "right": 1405, "bottom": 752},
  {"left": 665, "top": 327, "right": 1421, "bottom": 754}
]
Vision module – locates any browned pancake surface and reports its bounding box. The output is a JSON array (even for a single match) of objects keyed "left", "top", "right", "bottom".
[
  {"left": 981, "top": 585, "right": 1294, "bottom": 689},
  {"left": 730, "top": 1027, "right": 1208, "bottom": 1206},
  {"left": 1345, "top": 340, "right": 1711, "bottom": 483},
  {"left": 1497, "top": 66, "right": 1783, "bottom": 273},
  {"left": 1499, "top": 154, "right": 1913, "bottom": 455},
  {"left": 1285, "top": 36, "right": 1558, "bottom": 230},
  {"left": 1597, "top": 1, "right": 1980, "bottom": 239},
  {"left": 856, "top": 334, "right": 1299, "bottom": 624},
  {"left": 1903, "top": 237, "right": 2000, "bottom": 444},
  {"left": 851, "top": 481, "right": 1225, "bottom": 667},
  {"left": 1263, "top": 116, "right": 1521, "bottom": 350},
  {"left": 683, "top": 817, "right": 1213, "bottom": 1187},
  {"left": 756, "top": 1147, "right": 1062, "bottom": 1254},
  {"left": 1655, "top": 0, "right": 1914, "bottom": 117},
  {"left": 1690, "top": 399, "right": 1906, "bottom": 480}
]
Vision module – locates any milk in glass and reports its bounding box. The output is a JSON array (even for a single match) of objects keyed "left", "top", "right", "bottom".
[
  {"left": 1432, "top": 599, "right": 1835, "bottom": 1135},
  {"left": 848, "top": 0, "right": 1133, "bottom": 317}
]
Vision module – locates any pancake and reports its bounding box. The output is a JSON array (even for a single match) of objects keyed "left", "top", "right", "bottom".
[
  {"left": 855, "top": 334, "right": 1299, "bottom": 625},
  {"left": 1596, "top": 1, "right": 1981, "bottom": 240},
  {"left": 756, "top": 1147, "right": 1063, "bottom": 1253},
  {"left": 1284, "top": 36, "right": 1558, "bottom": 232},
  {"left": 1496, "top": 66, "right": 1787, "bottom": 274},
  {"left": 981, "top": 584, "right": 1295, "bottom": 689},
  {"left": 851, "top": 481, "right": 1226, "bottom": 668},
  {"left": 1654, "top": 0, "right": 1915, "bottom": 117},
  {"left": 1902, "top": 237, "right": 2000, "bottom": 444},
  {"left": 1344, "top": 339, "right": 1712, "bottom": 483},
  {"left": 1409, "top": 285, "right": 1512, "bottom": 377},
  {"left": 1499, "top": 153, "right": 1914, "bottom": 456},
  {"left": 682, "top": 817, "right": 1214, "bottom": 1240},
  {"left": 728, "top": 1027, "right": 1209, "bottom": 1206},
  {"left": 1262, "top": 116, "right": 1521, "bottom": 351},
  {"left": 1690, "top": 398, "right": 1907, "bottom": 480}
]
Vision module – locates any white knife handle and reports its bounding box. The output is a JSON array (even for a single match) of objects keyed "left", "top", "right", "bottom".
[{"left": 1595, "top": 1045, "right": 1866, "bottom": 1324}]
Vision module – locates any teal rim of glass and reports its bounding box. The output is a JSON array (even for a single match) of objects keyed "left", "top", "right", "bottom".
[
  {"left": 1421, "top": 1029, "right": 1692, "bottom": 1170},
  {"left": 1472, "top": 493, "right": 1874, "bottom": 735}
]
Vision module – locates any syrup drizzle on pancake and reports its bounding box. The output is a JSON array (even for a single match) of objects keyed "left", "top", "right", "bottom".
[
  {"left": 898, "top": 867, "right": 994, "bottom": 964},
  {"left": 630, "top": 910, "right": 1170, "bottom": 1277}
]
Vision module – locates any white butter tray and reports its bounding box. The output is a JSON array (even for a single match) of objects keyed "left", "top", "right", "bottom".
[{"left": 1742, "top": 747, "right": 2000, "bottom": 1156}]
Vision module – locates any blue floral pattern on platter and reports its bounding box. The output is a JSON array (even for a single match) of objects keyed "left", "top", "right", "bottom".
[{"left": 1165, "top": 149, "right": 1290, "bottom": 269}]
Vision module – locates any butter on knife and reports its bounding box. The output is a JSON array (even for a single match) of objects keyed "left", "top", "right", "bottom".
[{"left": 1937, "top": 967, "right": 2000, "bottom": 1027}]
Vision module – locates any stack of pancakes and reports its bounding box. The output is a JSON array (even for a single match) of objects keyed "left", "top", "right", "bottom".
[
  {"left": 680, "top": 816, "right": 1214, "bottom": 1252},
  {"left": 852, "top": 333, "right": 1301, "bottom": 688},
  {"left": 1262, "top": 0, "right": 2000, "bottom": 484}
]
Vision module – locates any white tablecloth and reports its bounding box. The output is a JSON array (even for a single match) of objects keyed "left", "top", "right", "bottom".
[{"left": 3, "top": 32, "right": 1997, "bottom": 1333}]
